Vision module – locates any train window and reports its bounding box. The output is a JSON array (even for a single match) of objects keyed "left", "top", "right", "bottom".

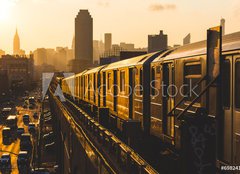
[
  {"left": 120, "top": 71, "right": 125, "bottom": 92},
  {"left": 139, "top": 68, "right": 143, "bottom": 95},
  {"left": 156, "top": 66, "right": 161, "bottom": 73},
  {"left": 222, "top": 60, "right": 230, "bottom": 108},
  {"left": 235, "top": 61, "right": 240, "bottom": 109},
  {"left": 184, "top": 62, "right": 201, "bottom": 102},
  {"left": 107, "top": 73, "right": 111, "bottom": 90},
  {"left": 151, "top": 67, "right": 156, "bottom": 96}
]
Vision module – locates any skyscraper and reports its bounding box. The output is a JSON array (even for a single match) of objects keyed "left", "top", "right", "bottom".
[
  {"left": 13, "top": 29, "right": 20, "bottom": 55},
  {"left": 148, "top": 30, "right": 168, "bottom": 53},
  {"left": 74, "top": 9, "right": 93, "bottom": 70},
  {"left": 104, "top": 33, "right": 112, "bottom": 52}
]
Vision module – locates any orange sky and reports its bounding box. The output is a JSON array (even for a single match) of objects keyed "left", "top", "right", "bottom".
[{"left": 0, "top": 0, "right": 240, "bottom": 54}]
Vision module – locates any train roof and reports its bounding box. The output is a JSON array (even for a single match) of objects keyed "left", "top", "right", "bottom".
[
  {"left": 75, "top": 70, "right": 88, "bottom": 77},
  {"left": 63, "top": 75, "right": 75, "bottom": 81},
  {"left": 161, "top": 31, "right": 240, "bottom": 61},
  {"left": 102, "top": 52, "right": 162, "bottom": 71},
  {"left": 84, "top": 65, "right": 107, "bottom": 75},
  {"left": 63, "top": 70, "right": 89, "bottom": 80}
]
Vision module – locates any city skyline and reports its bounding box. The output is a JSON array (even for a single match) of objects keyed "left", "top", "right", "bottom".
[{"left": 0, "top": 0, "right": 240, "bottom": 54}]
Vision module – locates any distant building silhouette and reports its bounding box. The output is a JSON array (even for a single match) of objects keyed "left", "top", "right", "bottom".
[
  {"left": 120, "top": 51, "right": 147, "bottom": 60},
  {"left": 13, "top": 29, "right": 25, "bottom": 55},
  {"left": 93, "top": 40, "right": 104, "bottom": 65},
  {"left": 34, "top": 47, "right": 73, "bottom": 72},
  {"left": 13, "top": 29, "right": 20, "bottom": 55},
  {"left": 34, "top": 48, "right": 47, "bottom": 65},
  {"left": 148, "top": 30, "right": 168, "bottom": 53},
  {"left": 104, "top": 33, "right": 112, "bottom": 52},
  {"left": 0, "top": 49, "right": 5, "bottom": 57},
  {"left": 183, "top": 33, "right": 191, "bottom": 45},
  {"left": 120, "top": 42, "right": 134, "bottom": 50},
  {"left": 72, "top": 35, "right": 75, "bottom": 56},
  {"left": 71, "top": 9, "right": 93, "bottom": 73},
  {"left": 221, "top": 18, "right": 225, "bottom": 35}
]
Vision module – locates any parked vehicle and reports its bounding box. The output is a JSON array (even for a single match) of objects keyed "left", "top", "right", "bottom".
[
  {"left": 2, "top": 127, "right": 12, "bottom": 145},
  {"left": 20, "top": 133, "right": 32, "bottom": 152},
  {"left": 0, "top": 153, "right": 11, "bottom": 172},
  {"left": 23, "top": 114, "right": 30, "bottom": 124},
  {"left": 28, "top": 97, "right": 35, "bottom": 105},
  {"left": 1, "top": 108, "right": 12, "bottom": 120},
  {"left": 28, "top": 123, "right": 36, "bottom": 134},
  {"left": 6, "top": 115, "right": 17, "bottom": 130},
  {"left": 17, "top": 151, "right": 30, "bottom": 172},
  {"left": 17, "top": 127, "right": 25, "bottom": 137}
]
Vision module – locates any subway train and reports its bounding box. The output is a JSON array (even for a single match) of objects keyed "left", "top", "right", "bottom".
[{"left": 61, "top": 31, "right": 240, "bottom": 169}]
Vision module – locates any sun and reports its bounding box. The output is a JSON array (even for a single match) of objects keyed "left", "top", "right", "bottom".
[{"left": 0, "top": 0, "right": 16, "bottom": 21}]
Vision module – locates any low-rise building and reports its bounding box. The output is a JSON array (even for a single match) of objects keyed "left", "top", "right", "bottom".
[{"left": 0, "top": 55, "right": 34, "bottom": 90}]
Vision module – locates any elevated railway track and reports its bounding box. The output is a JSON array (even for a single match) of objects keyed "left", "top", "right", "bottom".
[{"left": 49, "top": 89, "right": 159, "bottom": 174}]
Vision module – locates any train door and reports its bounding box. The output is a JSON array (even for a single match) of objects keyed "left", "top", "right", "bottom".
[
  {"left": 221, "top": 55, "right": 240, "bottom": 165},
  {"left": 98, "top": 73, "right": 101, "bottom": 107},
  {"left": 233, "top": 56, "right": 240, "bottom": 165},
  {"left": 113, "top": 70, "right": 118, "bottom": 112},
  {"left": 222, "top": 57, "right": 233, "bottom": 164},
  {"left": 129, "top": 68, "right": 135, "bottom": 119},
  {"left": 162, "top": 62, "right": 175, "bottom": 142},
  {"left": 103, "top": 72, "right": 106, "bottom": 107}
]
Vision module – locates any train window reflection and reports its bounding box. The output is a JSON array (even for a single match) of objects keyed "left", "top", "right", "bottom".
[
  {"left": 235, "top": 60, "right": 240, "bottom": 109},
  {"left": 107, "top": 73, "right": 111, "bottom": 90},
  {"left": 120, "top": 71, "right": 125, "bottom": 92},
  {"left": 184, "top": 62, "right": 201, "bottom": 102}
]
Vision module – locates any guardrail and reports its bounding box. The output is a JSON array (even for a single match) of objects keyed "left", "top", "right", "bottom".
[
  {"left": 49, "top": 84, "right": 159, "bottom": 174},
  {"left": 65, "top": 98, "right": 159, "bottom": 174}
]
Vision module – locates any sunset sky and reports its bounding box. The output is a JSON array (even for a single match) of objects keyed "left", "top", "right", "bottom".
[{"left": 0, "top": 0, "right": 240, "bottom": 54}]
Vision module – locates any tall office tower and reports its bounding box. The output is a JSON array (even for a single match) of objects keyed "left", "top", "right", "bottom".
[
  {"left": 183, "top": 33, "right": 191, "bottom": 45},
  {"left": 75, "top": 10, "right": 93, "bottom": 68},
  {"left": 13, "top": 29, "right": 20, "bottom": 55},
  {"left": 148, "top": 30, "right": 168, "bottom": 53},
  {"left": 221, "top": 18, "right": 225, "bottom": 35},
  {"left": 104, "top": 33, "right": 112, "bottom": 52}
]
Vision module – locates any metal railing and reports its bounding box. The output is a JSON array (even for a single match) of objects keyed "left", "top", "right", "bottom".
[{"left": 49, "top": 89, "right": 159, "bottom": 174}]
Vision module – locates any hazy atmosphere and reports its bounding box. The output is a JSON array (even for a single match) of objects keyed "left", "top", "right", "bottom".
[{"left": 0, "top": 0, "right": 240, "bottom": 53}]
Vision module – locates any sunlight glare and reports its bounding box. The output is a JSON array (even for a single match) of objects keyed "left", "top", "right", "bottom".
[{"left": 0, "top": 0, "right": 16, "bottom": 21}]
